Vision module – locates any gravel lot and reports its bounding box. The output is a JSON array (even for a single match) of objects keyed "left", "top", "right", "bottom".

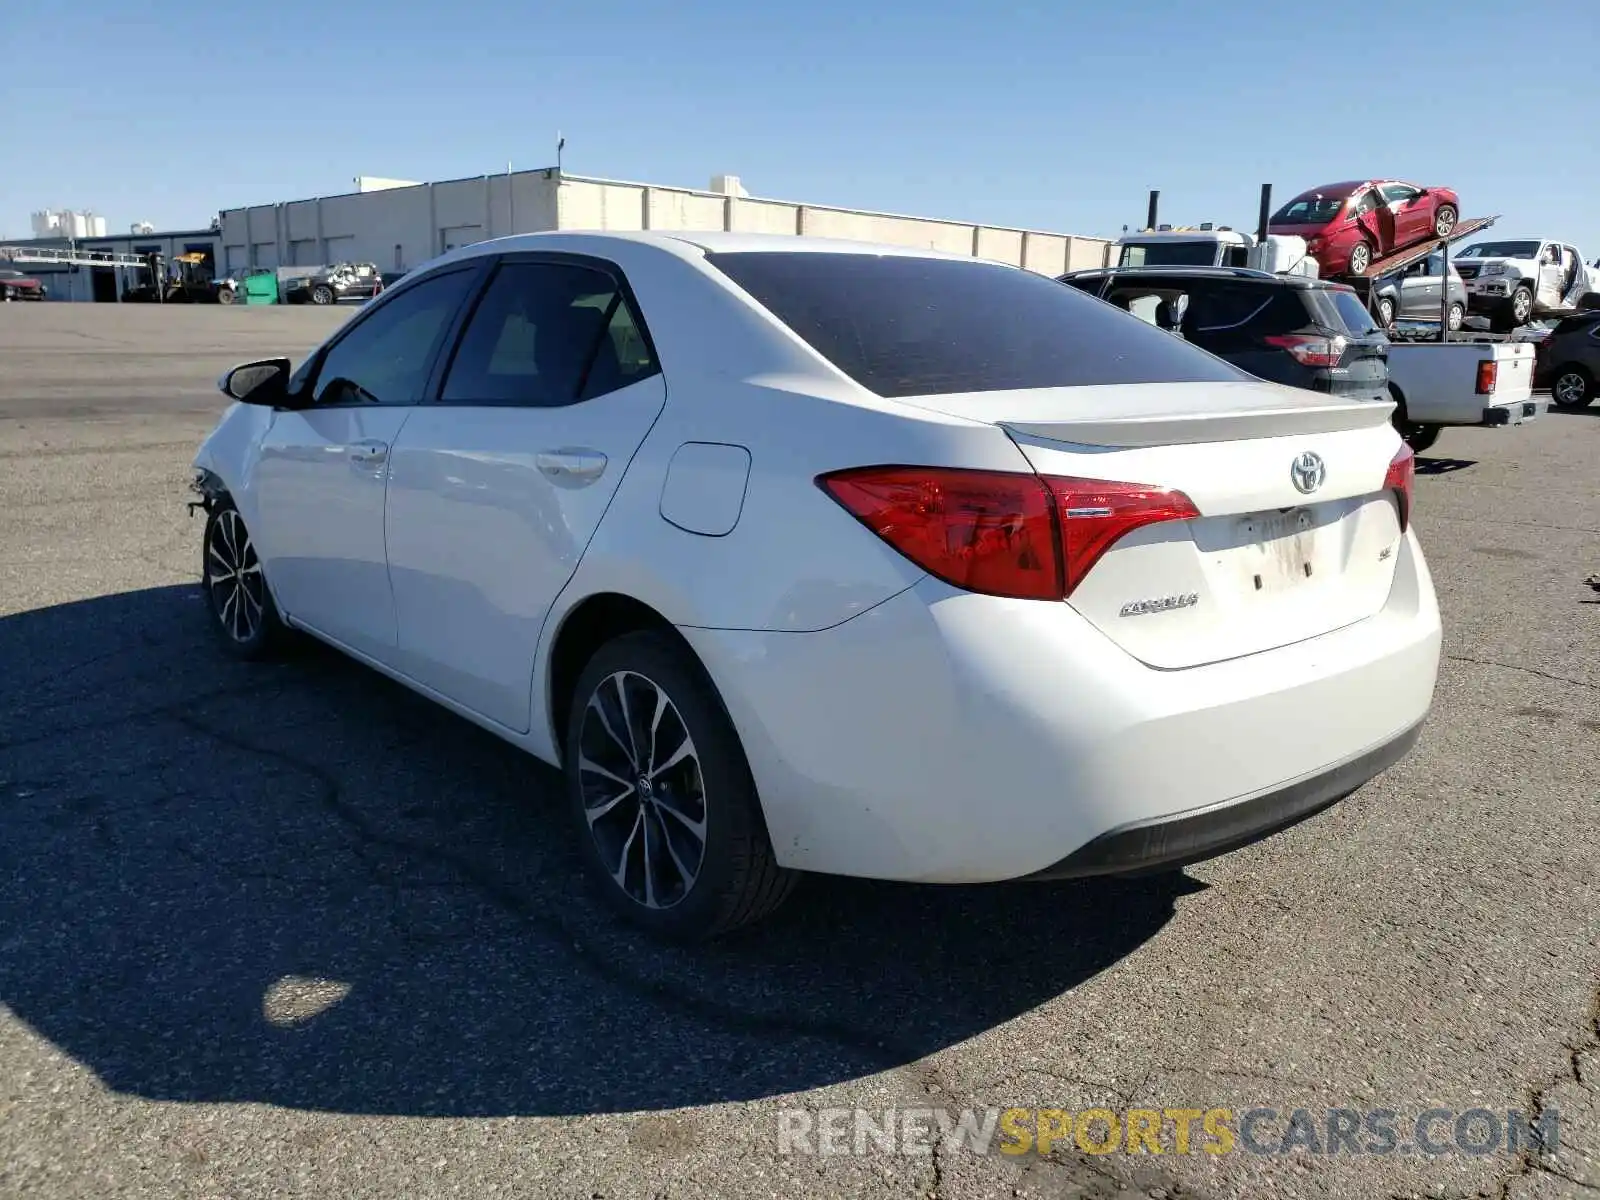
[{"left": 1, "top": 304, "right": 1596, "bottom": 1200}]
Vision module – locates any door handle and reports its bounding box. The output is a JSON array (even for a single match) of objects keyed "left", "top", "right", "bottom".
[
  {"left": 349, "top": 440, "right": 389, "bottom": 465},
  {"left": 536, "top": 449, "right": 608, "bottom": 483}
]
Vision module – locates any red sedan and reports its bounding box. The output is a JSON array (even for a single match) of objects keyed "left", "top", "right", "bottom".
[
  {"left": 1268, "top": 180, "right": 1460, "bottom": 278},
  {"left": 0, "top": 268, "right": 47, "bottom": 301}
]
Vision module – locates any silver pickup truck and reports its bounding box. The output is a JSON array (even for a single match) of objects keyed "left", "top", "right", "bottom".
[
  {"left": 1384, "top": 339, "right": 1540, "bottom": 452},
  {"left": 1453, "top": 238, "right": 1596, "bottom": 331}
]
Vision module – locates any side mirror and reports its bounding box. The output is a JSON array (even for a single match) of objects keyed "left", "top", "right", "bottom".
[{"left": 220, "top": 357, "right": 292, "bottom": 406}]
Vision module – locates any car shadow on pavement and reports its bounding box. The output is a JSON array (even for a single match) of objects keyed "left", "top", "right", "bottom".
[
  {"left": 1415, "top": 456, "right": 1477, "bottom": 475},
  {"left": 0, "top": 585, "right": 1196, "bottom": 1119}
]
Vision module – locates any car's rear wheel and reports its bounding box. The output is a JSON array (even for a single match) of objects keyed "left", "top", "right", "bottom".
[
  {"left": 1551, "top": 365, "right": 1594, "bottom": 409},
  {"left": 1447, "top": 302, "right": 1464, "bottom": 331},
  {"left": 1377, "top": 296, "right": 1395, "bottom": 327},
  {"left": 1348, "top": 241, "right": 1373, "bottom": 276},
  {"left": 311, "top": 285, "right": 334, "bottom": 305},
  {"left": 1434, "top": 205, "right": 1458, "bottom": 238},
  {"left": 202, "top": 501, "right": 289, "bottom": 660},
  {"left": 564, "top": 630, "right": 796, "bottom": 940}
]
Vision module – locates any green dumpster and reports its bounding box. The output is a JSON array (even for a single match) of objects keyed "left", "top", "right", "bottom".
[{"left": 242, "top": 271, "right": 279, "bottom": 305}]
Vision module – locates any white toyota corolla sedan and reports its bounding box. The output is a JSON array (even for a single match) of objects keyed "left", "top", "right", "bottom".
[{"left": 193, "top": 231, "right": 1441, "bottom": 939}]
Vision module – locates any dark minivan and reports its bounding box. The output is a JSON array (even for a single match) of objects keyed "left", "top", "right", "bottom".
[{"left": 1058, "top": 266, "right": 1391, "bottom": 403}]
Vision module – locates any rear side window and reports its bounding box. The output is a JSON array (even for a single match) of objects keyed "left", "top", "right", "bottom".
[
  {"left": 705, "top": 252, "right": 1249, "bottom": 397},
  {"left": 1184, "top": 283, "right": 1273, "bottom": 332},
  {"left": 440, "top": 262, "right": 658, "bottom": 406}
]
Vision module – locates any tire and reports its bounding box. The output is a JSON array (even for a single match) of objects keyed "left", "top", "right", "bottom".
[
  {"left": 217, "top": 286, "right": 235, "bottom": 305},
  {"left": 1504, "top": 286, "right": 1529, "bottom": 329},
  {"left": 1550, "top": 365, "right": 1594, "bottom": 409},
  {"left": 2, "top": 288, "right": 12, "bottom": 302},
  {"left": 201, "top": 501, "right": 290, "bottom": 660},
  {"left": 1447, "top": 302, "right": 1465, "bottom": 331},
  {"left": 1402, "top": 423, "right": 1441, "bottom": 454},
  {"left": 564, "top": 630, "right": 796, "bottom": 941},
  {"left": 1377, "top": 296, "right": 1395, "bottom": 327},
  {"left": 1434, "top": 205, "right": 1458, "bottom": 238},
  {"left": 1348, "top": 241, "right": 1373, "bottom": 276},
  {"left": 311, "top": 285, "right": 335, "bottom": 305},
  {"left": 1388, "top": 386, "right": 1441, "bottom": 454}
]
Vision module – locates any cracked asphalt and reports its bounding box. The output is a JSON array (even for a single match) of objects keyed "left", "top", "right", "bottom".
[{"left": 0, "top": 304, "right": 1596, "bottom": 1200}]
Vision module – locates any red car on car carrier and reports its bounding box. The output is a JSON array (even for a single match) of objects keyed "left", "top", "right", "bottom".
[{"left": 1269, "top": 180, "right": 1460, "bottom": 278}]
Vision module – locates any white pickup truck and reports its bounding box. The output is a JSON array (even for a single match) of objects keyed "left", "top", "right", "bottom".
[
  {"left": 1384, "top": 339, "right": 1540, "bottom": 452},
  {"left": 1453, "top": 238, "right": 1597, "bottom": 331}
]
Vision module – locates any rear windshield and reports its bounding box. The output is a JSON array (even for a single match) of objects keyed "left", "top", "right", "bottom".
[
  {"left": 1329, "top": 290, "right": 1380, "bottom": 335},
  {"left": 1117, "top": 242, "right": 1222, "bottom": 267},
  {"left": 1272, "top": 197, "right": 1345, "bottom": 224},
  {"left": 704, "top": 251, "right": 1250, "bottom": 397}
]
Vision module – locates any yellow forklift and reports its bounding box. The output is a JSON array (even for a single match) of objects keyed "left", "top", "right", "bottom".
[{"left": 122, "top": 251, "right": 219, "bottom": 303}]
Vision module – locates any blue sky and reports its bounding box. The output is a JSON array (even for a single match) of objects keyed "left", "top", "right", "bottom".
[{"left": 2, "top": 0, "right": 1595, "bottom": 252}]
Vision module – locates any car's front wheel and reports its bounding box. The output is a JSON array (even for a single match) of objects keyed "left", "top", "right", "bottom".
[
  {"left": 1377, "top": 296, "right": 1395, "bottom": 327},
  {"left": 202, "top": 501, "right": 289, "bottom": 659},
  {"left": 1447, "top": 302, "right": 1464, "bottom": 331},
  {"left": 564, "top": 630, "right": 796, "bottom": 940},
  {"left": 311, "top": 285, "right": 335, "bottom": 305},
  {"left": 1434, "top": 205, "right": 1458, "bottom": 238}
]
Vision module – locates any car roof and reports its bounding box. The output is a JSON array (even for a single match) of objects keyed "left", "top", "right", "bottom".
[
  {"left": 1286, "top": 181, "right": 1370, "bottom": 201},
  {"left": 442, "top": 229, "right": 980, "bottom": 265},
  {"left": 1062, "top": 266, "right": 1338, "bottom": 290}
]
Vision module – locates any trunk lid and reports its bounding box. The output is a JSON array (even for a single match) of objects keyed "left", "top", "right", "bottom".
[{"left": 899, "top": 381, "right": 1407, "bottom": 668}]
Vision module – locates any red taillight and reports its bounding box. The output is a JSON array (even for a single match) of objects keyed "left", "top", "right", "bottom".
[
  {"left": 1475, "top": 360, "right": 1498, "bottom": 394},
  {"left": 817, "top": 467, "right": 1198, "bottom": 600},
  {"left": 1384, "top": 442, "right": 1415, "bottom": 532},
  {"left": 1264, "top": 333, "right": 1348, "bottom": 368},
  {"left": 1045, "top": 477, "right": 1201, "bottom": 594}
]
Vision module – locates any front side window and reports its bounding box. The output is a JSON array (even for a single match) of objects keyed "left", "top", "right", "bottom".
[
  {"left": 706, "top": 252, "right": 1247, "bottom": 397},
  {"left": 440, "top": 262, "right": 658, "bottom": 406},
  {"left": 1380, "top": 183, "right": 1420, "bottom": 205},
  {"left": 310, "top": 268, "right": 477, "bottom": 405}
]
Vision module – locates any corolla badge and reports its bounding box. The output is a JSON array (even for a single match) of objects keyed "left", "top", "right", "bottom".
[{"left": 1290, "top": 451, "right": 1326, "bottom": 495}]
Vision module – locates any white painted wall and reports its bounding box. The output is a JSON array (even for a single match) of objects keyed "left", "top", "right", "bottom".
[{"left": 216, "top": 169, "right": 1112, "bottom": 279}]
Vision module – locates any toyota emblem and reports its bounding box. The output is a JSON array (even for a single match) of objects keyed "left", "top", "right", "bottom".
[{"left": 1290, "top": 451, "right": 1326, "bottom": 494}]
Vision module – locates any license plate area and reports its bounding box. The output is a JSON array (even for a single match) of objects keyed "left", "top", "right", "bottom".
[{"left": 1232, "top": 507, "right": 1319, "bottom": 595}]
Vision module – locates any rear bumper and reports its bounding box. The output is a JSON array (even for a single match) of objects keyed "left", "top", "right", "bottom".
[
  {"left": 1481, "top": 397, "right": 1541, "bottom": 425},
  {"left": 1022, "top": 718, "right": 1425, "bottom": 880},
  {"left": 682, "top": 529, "right": 1441, "bottom": 884}
]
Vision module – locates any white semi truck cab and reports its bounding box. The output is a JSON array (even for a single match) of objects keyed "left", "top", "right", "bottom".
[{"left": 1113, "top": 226, "right": 1320, "bottom": 277}]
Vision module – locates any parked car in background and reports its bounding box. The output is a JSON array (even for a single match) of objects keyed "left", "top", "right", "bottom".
[
  {"left": 191, "top": 232, "right": 1439, "bottom": 939},
  {"left": 1268, "top": 180, "right": 1460, "bottom": 277},
  {"left": 1372, "top": 251, "right": 1467, "bottom": 330},
  {"left": 1453, "top": 238, "right": 1595, "bottom": 331},
  {"left": 1059, "top": 265, "right": 1391, "bottom": 403},
  {"left": 0, "top": 268, "right": 47, "bottom": 301},
  {"left": 1533, "top": 306, "right": 1600, "bottom": 408},
  {"left": 285, "top": 261, "right": 384, "bottom": 305}
]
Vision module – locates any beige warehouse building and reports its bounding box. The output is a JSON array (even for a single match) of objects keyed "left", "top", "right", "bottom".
[{"left": 218, "top": 169, "right": 1113, "bottom": 278}]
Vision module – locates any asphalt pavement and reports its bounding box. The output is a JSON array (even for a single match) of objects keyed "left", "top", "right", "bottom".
[{"left": 0, "top": 303, "right": 1596, "bottom": 1200}]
